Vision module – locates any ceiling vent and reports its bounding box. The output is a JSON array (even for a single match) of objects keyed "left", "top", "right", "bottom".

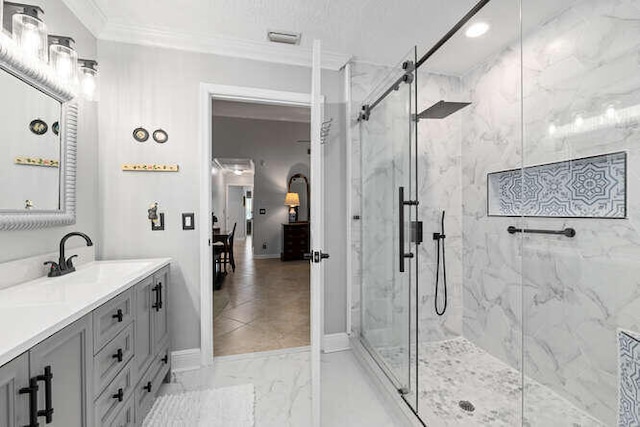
[{"left": 268, "top": 31, "right": 301, "bottom": 45}]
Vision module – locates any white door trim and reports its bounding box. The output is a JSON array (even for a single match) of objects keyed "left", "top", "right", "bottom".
[{"left": 199, "top": 83, "right": 315, "bottom": 367}]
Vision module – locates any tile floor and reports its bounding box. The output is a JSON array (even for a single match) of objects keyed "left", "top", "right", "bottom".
[
  {"left": 158, "top": 348, "right": 403, "bottom": 427},
  {"left": 213, "top": 237, "right": 310, "bottom": 356},
  {"left": 377, "top": 337, "right": 604, "bottom": 426}
]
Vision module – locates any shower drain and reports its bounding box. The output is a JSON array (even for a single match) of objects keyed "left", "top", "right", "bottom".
[{"left": 458, "top": 400, "right": 475, "bottom": 412}]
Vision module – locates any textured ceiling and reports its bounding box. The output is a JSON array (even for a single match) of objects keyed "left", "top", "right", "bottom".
[{"left": 89, "top": 0, "right": 480, "bottom": 65}]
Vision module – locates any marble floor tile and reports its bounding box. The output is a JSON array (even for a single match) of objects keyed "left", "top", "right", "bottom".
[
  {"left": 213, "top": 237, "right": 310, "bottom": 356},
  {"left": 157, "top": 348, "right": 402, "bottom": 427},
  {"left": 378, "top": 337, "right": 605, "bottom": 426}
]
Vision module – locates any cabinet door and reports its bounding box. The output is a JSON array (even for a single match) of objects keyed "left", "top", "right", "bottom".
[
  {"left": 133, "top": 276, "right": 154, "bottom": 379},
  {"left": 152, "top": 267, "right": 169, "bottom": 351},
  {"left": 29, "top": 315, "right": 93, "bottom": 427},
  {"left": 0, "top": 353, "right": 29, "bottom": 427}
]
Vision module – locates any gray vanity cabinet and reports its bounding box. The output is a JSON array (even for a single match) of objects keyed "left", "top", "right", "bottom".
[
  {"left": 29, "top": 315, "right": 94, "bottom": 427},
  {"left": 0, "top": 353, "right": 29, "bottom": 427}
]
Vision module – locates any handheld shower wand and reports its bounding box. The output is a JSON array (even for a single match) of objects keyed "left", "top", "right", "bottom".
[{"left": 434, "top": 210, "right": 447, "bottom": 316}]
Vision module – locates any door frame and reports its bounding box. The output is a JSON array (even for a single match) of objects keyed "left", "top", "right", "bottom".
[
  {"left": 198, "top": 83, "right": 316, "bottom": 365},
  {"left": 225, "top": 184, "right": 252, "bottom": 240}
]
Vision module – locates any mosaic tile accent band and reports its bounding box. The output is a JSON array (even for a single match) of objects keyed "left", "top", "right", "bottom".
[
  {"left": 488, "top": 152, "right": 626, "bottom": 218},
  {"left": 619, "top": 331, "right": 640, "bottom": 427}
]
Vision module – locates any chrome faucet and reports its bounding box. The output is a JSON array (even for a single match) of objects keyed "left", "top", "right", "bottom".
[{"left": 45, "top": 232, "right": 94, "bottom": 277}]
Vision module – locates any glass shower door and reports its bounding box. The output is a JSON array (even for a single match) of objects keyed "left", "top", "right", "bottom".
[{"left": 360, "top": 49, "right": 418, "bottom": 402}]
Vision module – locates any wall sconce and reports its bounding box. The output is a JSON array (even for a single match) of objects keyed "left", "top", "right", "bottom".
[
  {"left": 284, "top": 192, "right": 300, "bottom": 223},
  {"left": 4, "top": 2, "right": 48, "bottom": 62},
  {"left": 48, "top": 35, "right": 77, "bottom": 84},
  {"left": 78, "top": 58, "right": 98, "bottom": 100}
]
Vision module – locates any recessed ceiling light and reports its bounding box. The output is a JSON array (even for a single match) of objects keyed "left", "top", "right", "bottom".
[{"left": 465, "top": 22, "right": 490, "bottom": 38}]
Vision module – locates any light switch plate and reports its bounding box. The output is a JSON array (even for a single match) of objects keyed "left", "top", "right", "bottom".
[{"left": 182, "top": 213, "right": 195, "bottom": 230}]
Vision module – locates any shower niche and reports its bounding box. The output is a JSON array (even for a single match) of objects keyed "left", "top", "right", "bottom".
[{"left": 487, "top": 151, "right": 627, "bottom": 219}]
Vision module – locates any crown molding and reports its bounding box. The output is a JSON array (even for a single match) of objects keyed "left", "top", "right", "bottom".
[
  {"left": 60, "top": 0, "right": 108, "bottom": 37},
  {"left": 99, "top": 22, "right": 352, "bottom": 71}
]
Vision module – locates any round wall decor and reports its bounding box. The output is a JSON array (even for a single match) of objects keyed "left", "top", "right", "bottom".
[
  {"left": 153, "top": 129, "right": 168, "bottom": 144},
  {"left": 29, "top": 119, "right": 48, "bottom": 135},
  {"left": 52, "top": 121, "right": 59, "bottom": 136},
  {"left": 133, "top": 127, "right": 149, "bottom": 142}
]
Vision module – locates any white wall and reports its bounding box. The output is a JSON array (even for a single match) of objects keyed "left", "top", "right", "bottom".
[
  {"left": 212, "top": 116, "right": 310, "bottom": 257},
  {"left": 0, "top": 0, "right": 98, "bottom": 264},
  {"left": 97, "top": 40, "right": 347, "bottom": 351}
]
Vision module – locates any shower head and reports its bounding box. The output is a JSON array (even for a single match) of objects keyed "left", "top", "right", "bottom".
[{"left": 418, "top": 100, "right": 471, "bottom": 120}]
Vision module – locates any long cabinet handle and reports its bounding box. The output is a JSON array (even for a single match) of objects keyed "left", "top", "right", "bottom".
[
  {"left": 19, "top": 378, "right": 39, "bottom": 427},
  {"left": 36, "top": 366, "right": 54, "bottom": 423},
  {"left": 152, "top": 285, "right": 160, "bottom": 311}
]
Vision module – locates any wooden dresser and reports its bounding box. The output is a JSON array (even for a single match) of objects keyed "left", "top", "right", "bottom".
[{"left": 281, "top": 222, "right": 310, "bottom": 261}]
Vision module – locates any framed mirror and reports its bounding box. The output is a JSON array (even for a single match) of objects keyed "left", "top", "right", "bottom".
[
  {"left": 288, "top": 173, "right": 310, "bottom": 222},
  {"left": 0, "top": 36, "right": 78, "bottom": 230}
]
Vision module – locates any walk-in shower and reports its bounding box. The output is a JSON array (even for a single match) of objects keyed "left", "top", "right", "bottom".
[{"left": 353, "top": 0, "right": 640, "bottom": 425}]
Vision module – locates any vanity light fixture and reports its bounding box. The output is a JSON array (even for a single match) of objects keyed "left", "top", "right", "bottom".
[
  {"left": 5, "top": 2, "right": 48, "bottom": 62},
  {"left": 48, "top": 35, "right": 77, "bottom": 84},
  {"left": 78, "top": 58, "right": 98, "bottom": 100},
  {"left": 465, "top": 22, "right": 490, "bottom": 38}
]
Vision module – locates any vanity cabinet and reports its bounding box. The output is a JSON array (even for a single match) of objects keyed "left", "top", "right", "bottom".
[
  {"left": 0, "top": 264, "right": 170, "bottom": 427},
  {"left": 0, "top": 352, "right": 29, "bottom": 427},
  {"left": 30, "top": 315, "right": 94, "bottom": 427}
]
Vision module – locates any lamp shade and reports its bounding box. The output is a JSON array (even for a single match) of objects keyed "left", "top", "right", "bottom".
[{"left": 284, "top": 192, "right": 300, "bottom": 207}]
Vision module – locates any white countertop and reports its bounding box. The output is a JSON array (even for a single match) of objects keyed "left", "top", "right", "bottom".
[{"left": 0, "top": 258, "right": 171, "bottom": 367}]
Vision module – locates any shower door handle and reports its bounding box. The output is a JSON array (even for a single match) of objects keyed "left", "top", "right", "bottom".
[{"left": 399, "top": 187, "right": 418, "bottom": 273}]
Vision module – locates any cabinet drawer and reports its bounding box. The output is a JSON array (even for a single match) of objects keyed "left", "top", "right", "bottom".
[
  {"left": 94, "top": 290, "right": 133, "bottom": 353},
  {"left": 105, "top": 395, "right": 134, "bottom": 427},
  {"left": 94, "top": 323, "right": 134, "bottom": 397},
  {"left": 95, "top": 362, "right": 134, "bottom": 427},
  {"left": 134, "top": 361, "right": 157, "bottom": 425}
]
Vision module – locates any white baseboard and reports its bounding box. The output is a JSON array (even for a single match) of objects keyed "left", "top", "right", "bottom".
[
  {"left": 253, "top": 254, "right": 281, "bottom": 259},
  {"left": 171, "top": 348, "right": 201, "bottom": 372},
  {"left": 323, "top": 333, "right": 350, "bottom": 353}
]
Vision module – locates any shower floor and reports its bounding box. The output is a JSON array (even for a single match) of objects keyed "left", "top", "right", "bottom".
[{"left": 377, "top": 337, "right": 604, "bottom": 426}]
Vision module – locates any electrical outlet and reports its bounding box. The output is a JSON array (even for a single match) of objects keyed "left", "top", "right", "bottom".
[{"left": 262, "top": 242, "right": 267, "bottom": 250}]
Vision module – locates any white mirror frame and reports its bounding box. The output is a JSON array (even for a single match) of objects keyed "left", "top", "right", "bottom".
[{"left": 0, "top": 35, "right": 78, "bottom": 231}]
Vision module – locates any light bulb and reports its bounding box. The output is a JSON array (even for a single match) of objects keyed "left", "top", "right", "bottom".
[
  {"left": 465, "top": 22, "right": 490, "bottom": 38},
  {"left": 574, "top": 115, "right": 584, "bottom": 128},
  {"left": 81, "top": 71, "right": 96, "bottom": 97},
  {"left": 548, "top": 123, "right": 557, "bottom": 136},
  {"left": 234, "top": 170, "right": 243, "bottom": 176},
  {"left": 606, "top": 105, "right": 616, "bottom": 120}
]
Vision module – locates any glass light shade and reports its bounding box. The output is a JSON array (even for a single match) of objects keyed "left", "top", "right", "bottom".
[
  {"left": 12, "top": 13, "right": 47, "bottom": 62},
  {"left": 80, "top": 66, "right": 97, "bottom": 100},
  {"left": 50, "top": 43, "right": 77, "bottom": 84},
  {"left": 284, "top": 192, "right": 300, "bottom": 207}
]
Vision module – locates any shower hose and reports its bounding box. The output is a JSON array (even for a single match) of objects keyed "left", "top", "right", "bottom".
[{"left": 435, "top": 210, "right": 447, "bottom": 316}]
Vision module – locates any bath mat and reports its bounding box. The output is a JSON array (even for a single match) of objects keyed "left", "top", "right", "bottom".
[
  {"left": 143, "top": 384, "right": 255, "bottom": 427},
  {"left": 619, "top": 331, "right": 640, "bottom": 426}
]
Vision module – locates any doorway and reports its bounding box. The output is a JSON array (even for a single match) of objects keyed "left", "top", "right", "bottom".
[{"left": 209, "top": 98, "right": 312, "bottom": 357}]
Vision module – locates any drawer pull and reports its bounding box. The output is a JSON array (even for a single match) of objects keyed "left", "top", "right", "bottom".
[
  {"left": 143, "top": 381, "right": 152, "bottom": 393},
  {"left": 152, "top": 283, "right": 163, "bottom": 311},
  {"left": 112, "top": 348, "right": 124, "bottom": 363},
  {"left": 161, "top": 354, "right": 169, "bottom": 364},
  {"left": 112, "top": 388, "right": 124, "bottom": 402},
  {"left": 112, "top": 309, "right": 124, "bottom": 323}
]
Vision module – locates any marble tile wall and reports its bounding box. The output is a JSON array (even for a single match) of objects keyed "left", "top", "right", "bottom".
[
  {"left": 415, "top": 70, "right": 465, "bottom": 342},
  {"left": 462, "top": 0, "right": 640, "bottom": 424},
  {"left": 349, "top": 61, "right": 393, "bottom": 338}
]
